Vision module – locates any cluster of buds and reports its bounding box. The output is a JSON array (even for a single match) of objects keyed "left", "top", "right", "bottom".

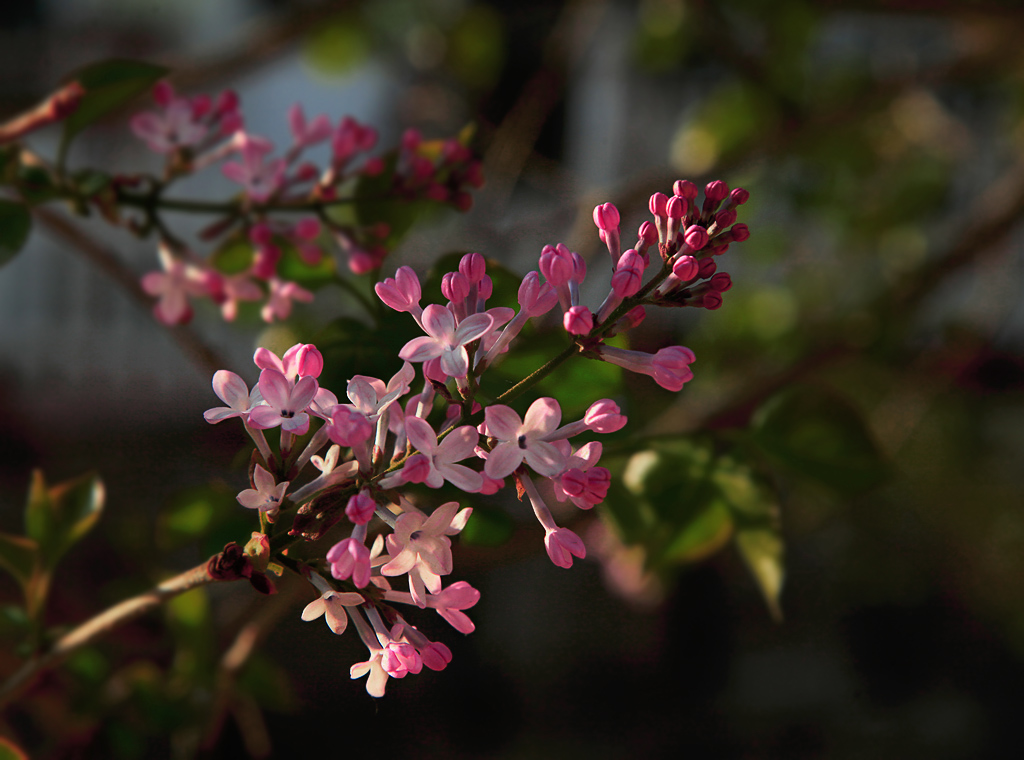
[
  {"left": 203, "top": 179, "right": 748, "bottom": 696},
  {"left": 128, "top": 82, "right": 483, "bottom": 324}
]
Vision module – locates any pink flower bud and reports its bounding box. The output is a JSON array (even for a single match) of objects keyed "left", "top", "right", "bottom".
[
  {"left": 153, "top": 80, "right": 175, "bottom": 107},
  {"left": 375, "top": 266, "right": 422, "bottom": 313},
  {"left": 710, "top": 272, "right": 733, "bottom": 292},
  {"left": 704, "top": 180, "right": 729, "bottom": 202},
  {"left": 345, "top": 491, "right": 376, "bottom": 525},
  {"left": 539, "top": 243, "right": 574, "bottom": 286},
  {"left": 441, "top": 271, "right": 470, "bottom": 303},
  {"left": 730, "top": 187, "right": 749, "bottom": 205},
  {"left": 420, "top": 641, "right": 453, "bottom": 671},
  {"left": 697, "top": 257, "right": 717, "bottom": 279},
  {"left": 592, "top": 202, "right": 620, "bottom": 231},
  {"left": 544, "top": 527, "right": 586, "bottom": 569},
  {"left": 327, "top": 406, "right": 374, "bottom": 447},
  {"left": 715, "top": 209, "right": 737, "bottom": 229},
  {"left": 294, "top": 218, "right": 320, "bottom": 240},
  {"left": 666, "top": 195, "right": 687, "bottom": 220},
  {"left": 291, "top": 343, "right": 324, "bottom": 378},
  {"left": 638, "top": 221, "right": 658, "bottom": 247},
  {"left": 518, "top": 271, "right": 558, "bottom": 316},
  {"left": 730, "top": 223, "right": 750, "bottom": 242},
  {"left": 382, "top": 642, "right": 422, "bottom": 679},
  {"left": 702, "top": 292, "right": 723, "bottom": 310},
  {"left": 673, "top": 255, "right": 699, "bottom": 282},
  {"left": 584, "top": 399, "right": 627, "bottom": 433},
  {"left": 327, "top": 537, "right": 371, "bottom": 587},
  {"left": 401, "top": 128, "right": 422, "bottom": 153},
  {"left": 563, "top": 305, "right": 593, "bottom": 335},
  {"left": 610, "top": 249, "right": 644, "bottom": 297},
  {"left": 648, "top": 192, "right": 668, "bottom": 217},
  {"left": 652, "top": 346, "right": 696, "bottom": 391},
  {"left": 673, "top": 179, "right": 698, "bottom": 199},
  {"left": 478, "top": 274, "right": 493, "bottom": 300},
  {"left": 622, "top": 305, "right": 646, "bottom": 329},
  {"left": 584, "top": 468, "right": 611, "bottom": 504},
  {"left": 459, "top": 252, "right": 486, "bottom": 283},
  {"left": 252, "top": 244, "right": 281, "bottom": 280},
  {"left": 561, "top": 469, "right": 587, "bottom": 497},
  {"left": 683, "top": 225, "right": 709, "bottom": 251}
]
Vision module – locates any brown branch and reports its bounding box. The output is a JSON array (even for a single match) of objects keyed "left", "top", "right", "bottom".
[{"left": 0, "top": 563, "right": 224, "bottom": 707}]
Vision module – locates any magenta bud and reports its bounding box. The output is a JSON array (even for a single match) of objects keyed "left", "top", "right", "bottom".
[
  {"left": 703, "top": 292, "right": 723, "bottom": 310},
  {"left": 563, "top": 305, "right": 593, "bottom": 335},
  {"left": 731, "top": 223, "right": 750, "bottom": 242},
  {"left": 638, "top": 221, "right": 658, "bottom": 246},
  {"left": 715, "top": 209, "right": 737, "bottom": 229},
  {"left": 295, "top": 344, "right": 324, "bottom": 377},
  {"left": 459, "top": 252, "right": 486, "bottom": 283},
  {"left": 593, "top": 202, "right": 620, "bottom": 231},
  {"left": 478, "top": 274, "right": 493, "bottom": 300},
  {"left": 214, "top": 89, "right": 239, "bottom": 115},
  {"left": 441, "top": 271, "right": 470, "bottom": 303},
  {"left": 710, "top": 272, "right": 733, "bottom": 292},
  {"left": 648, "top": 192, "right": 668, "bottom": 217},
  {"left": 683, "top": 225, "right": 709, "bottom": 251},
  {"left": 191, "top": 94, "right": 212, "bottom": 118},
  {"left": 249, "top": 222, "right": 274, "bottom": 246},
  {"left": 704, "top": 180, "right": 729, "bottom": 202},
  {"left": 672, "top": 255, "right": 699, "bottom": 282},
  {"left": 730, "top": 187, "right": 749, "bottom": 205},
  {"left": 697, "top": 257, "right": 717, "bottom": 279},
  {"left": 673, "top": 179, "right": 698, "bottom": 200},
  {"left": 666, "top": 195, "right": 686, "bottom": 220},
  {"left": 401, "top": 128, "right": 421, "bottom": 153},
  {"left": 153, "top": 80, "right": 175, "bottom": 107}
]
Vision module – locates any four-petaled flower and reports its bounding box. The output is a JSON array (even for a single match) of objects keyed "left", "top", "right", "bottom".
[
  {"left": 482, "top": 397, "right": 566, "bottom": 479},
  {"left": 236, "top": 464, "right": 289, "bottom": 512},
  {"left": 247, "top": 368, "right": 318, "bottom": 434},
  {"left": 381, "top": 501, "right": 466, "bottom": 607},
  {"left": 398, "top": 304, "right": 494, "bottom": 378}
]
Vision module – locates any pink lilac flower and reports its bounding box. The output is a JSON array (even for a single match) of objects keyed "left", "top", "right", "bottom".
[
  {"left": 247, "top": 368, "right": 318, "bottom": 434},
  {"left": 236, "top": 464, "right": 289, "bottom": 511},
  {"left": 397, "top": 417, "right": 483, "bottom": 493},
  {"left": 203, "top": 370, "right": 259, "bottom": 424},
  {"left": 482, "top": 398, "right": 566, "bottom": 479},
  {"left": 381, "top": 501, "right": 465, "bottom": 607},
  {"left": 301, "top": 573, "right": 364, "bottom": 634},
  {"left": 140, "top": 244, "right": 208, "bottom": 325},
  {"left": 254, "top": 343, "right": 323, "bottom": 380},
  {"left": 261, "top": 278, "right": 314, "bottom": 322},
  {"left": 545, "top": 527, "right": 587, "bottom": 569},
  {"left": 222, "top": 133, "right": 286, "bottom": 202},
  {"left": 375, "top": 266, "right": 423, "bottom": 322},
  {"left": 219, "top": 273, "right": 263, "bottom": 321},
  {"left": 287, "top": 104, "right": 332, "bottom": 149},
  {"left": 130, "top": 95, "right": 208, "bottom": 154},
  {"left": 398, "top": 304, "right": 494, "bottom": 378},
  {"left": 382, "top": 580, "right": 481, "bottom": 634}
]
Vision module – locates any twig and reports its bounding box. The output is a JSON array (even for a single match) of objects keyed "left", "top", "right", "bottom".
[{"left": 0, "top": 562, "right": 224, "bottom": 707}]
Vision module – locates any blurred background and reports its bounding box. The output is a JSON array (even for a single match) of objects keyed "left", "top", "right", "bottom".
[{"left": 3, "top": 0, "right": 1024, "bottom": 757}]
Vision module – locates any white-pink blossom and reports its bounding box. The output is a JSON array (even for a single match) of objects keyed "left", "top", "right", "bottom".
[{"left": 482, "top": 398, "right": 566, "bottom": 479}]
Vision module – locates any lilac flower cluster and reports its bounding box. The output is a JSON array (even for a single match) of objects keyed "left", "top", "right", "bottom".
[
  {"left": 130, "top": 81, "right": 483, "bottom": 325},
  {"left": 204, "top": 180, "right": 748, "bottom": 696}
]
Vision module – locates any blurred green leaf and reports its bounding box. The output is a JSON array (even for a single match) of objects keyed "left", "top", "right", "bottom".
[
  {"left": 448, "top": 5, "right": 505, "bottom": 89},
  {"left": 751, "top": 385, "right": 889, "bottom": 493},
  {"left": 0, "top": 199, "right": 31, "bottom": 267},
  {"left": 461, "top": 506, "right": 514, "bottom": 546},
  {"left": 304, "top": 14, "right": 371, "bottom": 76},
  {"left": 0, "top": 533, "right": 37, "bottom": 589},
  {"left": 736, "top": 526, "right": 785, "bottom": 621},
  {"left": 15, "top": 164, "right": 60, "bottom": 205},
  {"left": 25, "top": 470, "right": 105, "bottom": 570},
  {"left": 61, "top": 59, "right": 168, "bottom": 150},
  {"left": 209, "top": 233, "right": 255, "bottom": 275},
  {"left": 277, "top": 238, "right": 336, "bottom": 290}
]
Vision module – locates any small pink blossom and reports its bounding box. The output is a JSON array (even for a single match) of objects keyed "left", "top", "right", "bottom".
[
  {"left": 563, "top": 305, "right": 593, "bottom": 335},
  {"left": 261, "top": 278, "right": 313, "bottom": 322},
  {"left": 222, "top": 133, "right": 286, "bottom": 202},
  {"left": 236, "top": 464, "right": 289, "bottom": 511},
  {"left": 398, "top": 305, "right": 494, "bottom": 378},
  {"left": 346, "top": 491, "right": 376, "bottom": 525},
  {"left": 381, "top": 501, "right": 463, "bottom": 607},
  {"left": 203, "top": 370, "right": 259, "bottom": 424},
  {"left": 400, "top": 417, "right": 483, "bottom": 493},
  {"left": 247, "top": 368, "right": 318, "bottom": 434},
  {"left": 482, "top": 398, "right": 566, "bottom": 479},
  {"left": 130, "top": 96, "right": 208, "bottom": 154},
  {"left": 287, "top": 104, "right": 332, "bottom": 148},
  {"left": 301, "top": 574, "right": 363, "bottom": 634}
]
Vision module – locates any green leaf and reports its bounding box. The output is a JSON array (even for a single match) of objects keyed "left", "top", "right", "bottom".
[
  {"left": 751, "top": 385, "right": 889, "bottom": 493},
  {"left": 0, "top": 199, "right": 31, "bottom": 267},
  {"left": 660, "top": 499, "right": 734, "bottom": 563},
  {"left": 736, "top": 526, "right": 785, "bottom": 621},
  {"left": 60, "top": 59, "right": 168, "bottom": 152},
  {"left": 208, "top": 234, "right": 255, "bottom": 275},
  {"left": 25, "top": 470, "right": 105, "bottom": 569},
  {"left": 0, "top": 532, "right": 37, "bottom": 589}
]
